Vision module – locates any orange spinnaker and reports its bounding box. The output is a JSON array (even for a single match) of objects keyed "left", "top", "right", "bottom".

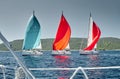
[{"left": 53, "top": 14, "right": 71, "bottom": 50}]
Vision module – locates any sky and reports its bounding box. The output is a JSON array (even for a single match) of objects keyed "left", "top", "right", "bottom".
[{"left": 0, "top": 0, "right": 120, "bottom": 42}]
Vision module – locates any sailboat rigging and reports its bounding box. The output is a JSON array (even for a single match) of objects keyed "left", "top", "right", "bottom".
[
  {"left": 80, "top": 13, "right": 101, "bottom": 55},
  {"left": 22, "top": 11, "right": 43, "bottom": 56},
  {"left": 52, "top": 13, "right": 71, "bottom": 55}
]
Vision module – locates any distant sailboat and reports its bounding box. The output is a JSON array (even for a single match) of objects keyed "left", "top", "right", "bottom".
[
  {"left": 80, "top": 13, "right": 101, "bottom": 55},
  {"left": 52, "top": 13, "right": 71, "bottom": 55},
  {"left": 22, "top": 11, "right": 43, "bottom": 56}
]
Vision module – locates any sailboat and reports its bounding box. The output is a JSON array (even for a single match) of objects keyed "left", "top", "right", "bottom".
[
  {"left": 22, "top": 11, "right": 43, "bottom": 56},
  {"left": 52, "top": 13, "right": 71, "bottom": 55},
  {"left": 80, "top": 13, "right": 101, "bottom": 55}
]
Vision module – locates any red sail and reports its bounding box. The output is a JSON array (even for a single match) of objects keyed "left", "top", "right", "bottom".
[
  {"left": 53, "top": 14, "right": 71, "bottom": 50},
  {"left": 84, "top": 21, "right": 101, "bottom": 51}
]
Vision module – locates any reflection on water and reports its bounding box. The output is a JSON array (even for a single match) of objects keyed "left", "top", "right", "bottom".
[
  {"left": 54, "top": 55, "right": 70, "bottom": 67},
  {"left": 87, "top": 55, "right": 102, "bottom": 79},
  {"left": 89, "top": 55, "right": 98, "bottom": 61},
  {"left": 54, "top": 55, "right": 71, "bottom": 79}
]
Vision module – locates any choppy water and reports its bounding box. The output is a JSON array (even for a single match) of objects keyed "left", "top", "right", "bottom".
[{"left": 0, "top": 50, "right": 120, "bottom": 79}]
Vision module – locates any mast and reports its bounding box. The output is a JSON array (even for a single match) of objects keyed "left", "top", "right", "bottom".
[{"left": 33, "top": 10, "right": 35, "bottom": 16}]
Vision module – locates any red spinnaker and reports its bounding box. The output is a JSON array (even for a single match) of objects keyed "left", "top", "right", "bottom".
[
  {"left": 84, "top": 21, "right": 101, "bottom": 51},
  {"left": 53, "top": 14, "right": 71, "bottom": 50}
]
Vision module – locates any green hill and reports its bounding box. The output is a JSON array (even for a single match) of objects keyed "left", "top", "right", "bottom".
[{"left": 0, "top": 37, "right": 120, "bottom": 51}]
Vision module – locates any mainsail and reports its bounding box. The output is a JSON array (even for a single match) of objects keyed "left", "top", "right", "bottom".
[
  {"left": 53, "top": 14, "right": 71, "bottom": 50},
  {"left": 22, "top": 12, "right": 42, "bottom": 50},
  {"left": 84, "top": 14, "right": 101, "bottom": 51}
]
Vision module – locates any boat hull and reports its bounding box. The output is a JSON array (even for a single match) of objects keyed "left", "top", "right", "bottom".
[
  {"left": 51, "top": 50, "right": 71, "bottom": 56},
  {"left": 22, "top": 50, "right": 43, "bottom": 56},
  {"left": 79, "top": 50, "right": 99, "bottom": 55}
]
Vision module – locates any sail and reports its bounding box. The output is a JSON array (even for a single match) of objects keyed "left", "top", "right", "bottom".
[
  {"left": 22, "top": 13, "right": 41, "bottom": 50},
  {"left": 53, "top": 14, "right": 71, "bottom": 50},
  {"left": 84, "top": 14, "right": 101, "bottom": 51},
  {"left": 65, "top": 43, "right": 70, "bottom": 50},
  {"left": 35, "top": 41, "right": 42, "bottom": 49}
]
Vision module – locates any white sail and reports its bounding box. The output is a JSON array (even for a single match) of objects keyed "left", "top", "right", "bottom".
[
  {"left": 87, "top": 14, "right": 93, "bottom": 47},
  {"left": 35, "top": 41, "right": 42, "bottom": 49},
  {"left": 65, "top": 43, "right": 70, "bottom": 50}
]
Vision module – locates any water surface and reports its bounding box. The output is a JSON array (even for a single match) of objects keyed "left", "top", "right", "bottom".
[{"left": 0, "top": 50, "right": 120, "bottom": 79}]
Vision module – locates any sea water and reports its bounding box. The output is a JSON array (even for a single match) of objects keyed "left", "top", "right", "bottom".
[{"left": 0, "top": 50, "right": 120, "bottom": 79}]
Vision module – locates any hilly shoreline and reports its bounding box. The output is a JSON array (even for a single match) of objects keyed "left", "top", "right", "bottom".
[{"left": 0, "top": 37, "right": 120, "bottom": 51}]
